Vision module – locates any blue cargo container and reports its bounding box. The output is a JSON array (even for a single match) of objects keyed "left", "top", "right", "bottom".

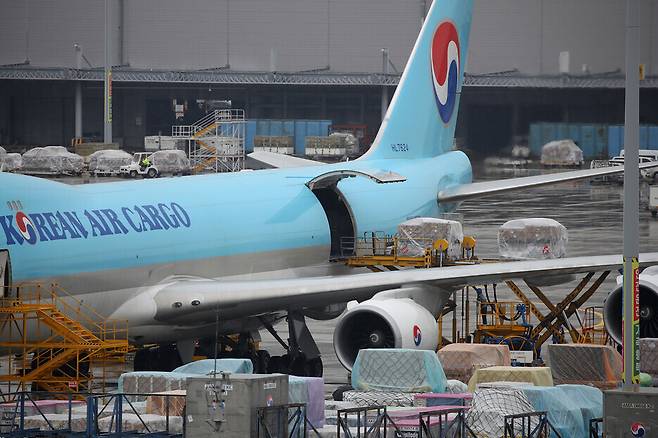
[
  {"left": 607, "top": 125, "right": 658, "bottom": 157},
  {"left": 244, "top": 119, "right": 332, "bottom": 154},
  {"left": 528, "top": 122, "right": 658, "bottom": 159}
]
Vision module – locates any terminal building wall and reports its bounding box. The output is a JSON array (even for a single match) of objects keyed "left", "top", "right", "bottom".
[
  {"left": 1, "top": 0, "right": 658, "bottom": 152},
  {"left": 1, "top": 0, "right": 657, "bottom": 75}
]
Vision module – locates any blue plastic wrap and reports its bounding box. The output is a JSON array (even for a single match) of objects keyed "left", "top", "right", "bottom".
[
  {"left": 521, "top": 385, "right": 602, "bottom": 437},
  {"left": 171, "top": 358, "right": 253, "bottom": 375},
  {"left": 351, "top": 349, "right": 447, "bottom": 393},
  {"left": 289, "top": 376, "right": 325, "bottom": 428},
  {"left": 557, "top": 384, "right": 603, "bottom": 432}
]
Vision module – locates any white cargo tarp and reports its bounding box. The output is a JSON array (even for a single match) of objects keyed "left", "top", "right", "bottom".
[
  {"left": 498, "top": 218, "right": 567, "bottom": 260},
  {"left": 22, "top": 146, "right": 84, "bottom": 175},
  {"left": 88, "top": 150, "right": 133, "bottom": 174}
]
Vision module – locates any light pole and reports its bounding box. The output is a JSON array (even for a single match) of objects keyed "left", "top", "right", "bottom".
[
  {"left": 622, "top": 0, "right": 640, "bottom": 388},
  {"left": 104, "top": 0, "right": 112, "bottom": 144}
]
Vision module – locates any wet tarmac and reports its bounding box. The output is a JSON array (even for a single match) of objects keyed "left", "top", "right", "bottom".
[{"left": 49, "top": 165, "right": 658, "bottom": 387}]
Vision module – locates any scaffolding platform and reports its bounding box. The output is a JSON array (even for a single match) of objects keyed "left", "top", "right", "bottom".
[
  {"left": 0, "top": 284, "right": 130, "bottom": 400},
  {"left": 172, "top": 109, "right": 245, "bottom": 174}
]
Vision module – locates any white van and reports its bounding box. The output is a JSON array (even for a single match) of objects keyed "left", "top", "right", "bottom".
[{"left": 620, "top": 149, "right": 658, "bottom": 161}]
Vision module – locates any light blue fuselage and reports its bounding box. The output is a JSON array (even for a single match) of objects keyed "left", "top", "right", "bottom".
[{"left": 2, "top": 153, "right": 471, "bottom": 291}]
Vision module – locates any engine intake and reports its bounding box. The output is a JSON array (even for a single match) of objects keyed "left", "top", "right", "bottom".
[
  {"left": 603, "top": 271, "right": 658, "bottom": 344},
  {"left": 333, "top": 296, "right": 439, "bottom": 370}
]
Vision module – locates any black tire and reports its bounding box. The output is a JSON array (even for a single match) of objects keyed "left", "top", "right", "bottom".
[
  {"left": 332, "top": 384, "right": 353, "bottom": 401},
  {"left": 652, "top": 211, "right": 657, "bottom": 218},
  {"left": 267, "top": 355, "right": 283, "bottom": 374},
  {"left": 253, "top": 350, "right": 270, "bottom": 374},
  {"left": 147, "top": 168, "right": 158, "bottom": 178},
  {"left": 129, "top": 170, "right": 138, "bottom": 178},
  {"left": 289, "top": 353, "right": 307, "bottom": 376},
  {"left": 306, "top": 357, "right": 323, "bottom": 377}
]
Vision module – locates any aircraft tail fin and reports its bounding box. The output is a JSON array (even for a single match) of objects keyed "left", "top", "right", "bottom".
[{"left": 361, "top": 0, "right": 474, "bottom": 161}]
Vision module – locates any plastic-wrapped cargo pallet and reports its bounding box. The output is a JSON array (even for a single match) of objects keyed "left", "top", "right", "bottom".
[
  {"left": 149, "top": 150, "right": 191, "bottom": 174},
  {"left": 520, "top": 385, "right": 602, "bottom": 437},
  {"left": 88, "top": 149, "right": 132, "bottom": 174},
  {"left": 171, "top": 358, "right": 253, "bottom": 374},
  {"left": 545, "top": 343, "right": 622, "bottom": 389},
  {"left": 22, "top": 146, "right": 84, "bottom": 175},
  {"left": 0, "top": 146, "right": 21, "bottom": 172},
  {"left": 437, "top": 344, "right": 511, "bottom": 383},
  {"left": 540, "top": 139, "right": 584, "bottom": 166},
  {"left": 468, "top": 366, "right": 553, "bottom": 392},
  {"left": 288, "top": 376, "right": 325, "bottom": 428},
  {"left": 466, "top": 388, "right": 538, "bottom": 437},
  {"left": 118, "top": 372, "right": 195, "bottom": 400},
  {"left": 397, "top": 218, "right": 463, "bottom": 259},
  {"left": 640, "top": 338, "right": 658, "bottom": 385},
  {"left": 1, "top": 153, "right": 22, "bottom": 172},
  {"left": 498, "top": 218, "right": 567, "bottom": 259},
  {"left": 351, "top": 349, "right": 447, "bottom": 393},
  {"left": 344, "top": 349, "right": 448, "bottom": 408}
]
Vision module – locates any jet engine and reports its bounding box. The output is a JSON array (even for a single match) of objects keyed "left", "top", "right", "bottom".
[
  {"left": 333, "top": 286, "right": 450, "bottom": 370},
  {"left": 603, "top": 268, "right": 658, "bottom": 344}
]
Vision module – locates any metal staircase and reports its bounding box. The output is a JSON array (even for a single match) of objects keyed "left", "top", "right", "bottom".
[
  {"left": 172, "top": 109, "right": 246, "bottom": 173},
  {"left": 0, "top": 284, "right": 129, "bottom": 399}
]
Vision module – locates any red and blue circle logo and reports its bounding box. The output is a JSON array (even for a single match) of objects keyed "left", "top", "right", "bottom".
[
  {"left": 413, "top": 325, "right": 422, "bottom": 346},
  {"left": 631, "top": 423, "right": 645, "bottom": 437},
  {"left": 15, "top": 212, "right": 37, "bottom": 245},
  {"left": 431, "top": 21, "right": 460, "bottom": 124}
]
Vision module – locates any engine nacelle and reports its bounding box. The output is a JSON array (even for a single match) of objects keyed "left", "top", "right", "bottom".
[
  {"left": 603, "top": 268, "right": 658, "bottom": 344},
  {"left": 333, "top": 289, "right": 443, "bottom": 370}
]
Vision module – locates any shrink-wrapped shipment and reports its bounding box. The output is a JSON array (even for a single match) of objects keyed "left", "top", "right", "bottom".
[
  {"left": 540, "top": 139, "right": 584, "bottom": 166},
  {"left": 22, "top": 146, "right": 84, "bottom": 175},
  {"left": 351, "top": 349, "right": 447, "bottom": 393},
  {"left": 149, "top": 150, "right": 191, "bottom": 174},
  {"left": 437, "top": 344, "right": 510, "bottom": 383},
  {"left": 0, "top": 153, "right": 21, "bottom": 171},
  {"left": 397, "top": 218, "right": 463, "bottom": 259},
  {"left": 88, "top": 149, "right": 132, "bottom": 174},
  {"left": 498, "top": 218, "right": 567, "bottom": 260},
  {"left": 466, "top": 388, "right": 538, "bottom": 437},
  {"left": 545, "top": 343, "right": 622, "bottom": 389}
]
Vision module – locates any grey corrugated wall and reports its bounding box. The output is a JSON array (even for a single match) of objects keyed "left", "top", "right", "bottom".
[{"left": 0, "top": 0, "right": 656, "bottom": 75}]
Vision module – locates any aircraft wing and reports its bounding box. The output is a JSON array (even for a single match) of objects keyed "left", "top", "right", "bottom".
[
  {"left": 438, "top": 161, "right": 658, "bottom": 202},
  {"left": 247, "top": 151, "right": 324, "bottom": 168},
  {"left": 151, "top": 252, "right": 658, "bottom": 322}
]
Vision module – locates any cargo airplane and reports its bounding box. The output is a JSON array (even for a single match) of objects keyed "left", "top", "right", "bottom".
[{"left": 2, "top": 0, "right": 658, "bottom": 375}]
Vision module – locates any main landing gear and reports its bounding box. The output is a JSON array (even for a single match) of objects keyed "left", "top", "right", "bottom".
[
  {"left": 133, "top": 310, "right": 323, "bottom": 377},
  {"left": 261, "top": 311, "right": 323, "bottom": 377}
]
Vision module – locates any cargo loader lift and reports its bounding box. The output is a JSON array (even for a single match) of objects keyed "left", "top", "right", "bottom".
[
  {"left": 338, "top": 233, "right": 615, "bottom": 360},
  {"left": 0, "top": 284, "right": 130, "bottom": 400}
]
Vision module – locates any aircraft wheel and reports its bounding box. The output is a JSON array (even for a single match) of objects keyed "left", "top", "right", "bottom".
[
  {"left": 134, "top": 348, "right": 149, "bottom": 371},
  {"left": 332, "top": 384, "right": 353, "bottom": 401},
  {"left": 289, "top": 353, "right": 308, "bottom": 376},
  {"left": 267, "top": 355, "right": 284, "bottom": 374},
  {"left": 306, "top": 357, "right": 323, "bottom": 377},
  {"left": 253, "top": 350, "right": 270, "bottom": 374}
]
